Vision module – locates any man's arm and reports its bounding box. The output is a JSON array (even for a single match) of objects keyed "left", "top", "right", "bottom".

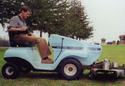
[{"left": 8, "top": 26, "right": 27, "bottom": 32}]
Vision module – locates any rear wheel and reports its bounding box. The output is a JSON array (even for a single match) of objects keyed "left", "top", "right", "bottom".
[
  {"left": 59, "top": 59, "right": 83, "bottom": 80},
  {"left": 2, "top": 63, "right": 20, "bottom": 79}
]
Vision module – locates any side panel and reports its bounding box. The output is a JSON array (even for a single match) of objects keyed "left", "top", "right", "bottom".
[
  {"left": 4, "top": 48, "right": 59, "bottom": 70},
  {"left": 4, "top": 47, "right": 44, "bottom": 69},
  {"left": 54, "top": 50, "right": 87, "bottom": 66}
]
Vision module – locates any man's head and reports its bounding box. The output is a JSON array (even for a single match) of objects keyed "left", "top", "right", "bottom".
[{"left": 19, "top": 6, "right": 31, "bottom": 20}]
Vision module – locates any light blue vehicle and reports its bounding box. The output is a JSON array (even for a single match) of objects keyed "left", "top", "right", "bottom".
[{"left": 2, "top": 34, "right": 102, "bottom": 80}]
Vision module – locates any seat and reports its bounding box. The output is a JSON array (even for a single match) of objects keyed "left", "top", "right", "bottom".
[
  {"left": 9, "top": 40, "right": 33, "bottom": 47},
  {"left": 8, "top": 31, "right": 33, "bottom": 47}
]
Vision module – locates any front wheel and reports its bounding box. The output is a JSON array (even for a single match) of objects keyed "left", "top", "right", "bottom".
[
  {"left": 2, "top": 63, "right": 20, "bottom": 79},
  {"left": 59, "top": 59, "right": 83, "bottom": 80}
]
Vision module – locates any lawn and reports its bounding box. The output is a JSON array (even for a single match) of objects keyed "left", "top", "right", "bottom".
[
  {"left": 0, "top": 45, "right": 125, "bottom": 86},
  {"left": 99, "top": 45, "right": 125, "bottom": 64}
]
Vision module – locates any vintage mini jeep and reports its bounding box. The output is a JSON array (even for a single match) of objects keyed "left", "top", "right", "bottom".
[{"left": 2, "top": 34, "right": 102, "bottom": 80}]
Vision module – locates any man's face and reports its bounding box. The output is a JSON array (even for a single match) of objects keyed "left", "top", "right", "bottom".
[{"left": 21, "top": 10, "right": 31, "bottom": 19}]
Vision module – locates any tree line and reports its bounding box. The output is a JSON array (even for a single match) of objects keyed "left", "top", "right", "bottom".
[{"left": 0, "top": 0, "right": 93, "bottom": 39}]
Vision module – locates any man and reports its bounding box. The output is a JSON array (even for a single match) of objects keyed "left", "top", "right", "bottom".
[{"left": 8, "top": 6, "right": 53, "bottom": 64}]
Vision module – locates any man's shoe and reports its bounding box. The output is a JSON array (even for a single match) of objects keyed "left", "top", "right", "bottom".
[{"left": 41, "top": 57, "right": 53, "bottom": 64}]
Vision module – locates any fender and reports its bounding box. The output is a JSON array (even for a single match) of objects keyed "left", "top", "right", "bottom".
[
  {"left": 55, "top": 56, "right": 83, "bottom": 71},
  {"left": 4, "top": 57, "right": 34, "bottom": 70},
  {"left": 54, "top": 50, "right": 87, "bottom": 67}
]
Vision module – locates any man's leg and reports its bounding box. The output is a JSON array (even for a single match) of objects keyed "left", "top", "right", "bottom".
[
  {"left": 36, "top": 38, "right": 53, "bottom": 63},
  {"left": 15, "top": 34, "right": 53, "bottom": 63}
]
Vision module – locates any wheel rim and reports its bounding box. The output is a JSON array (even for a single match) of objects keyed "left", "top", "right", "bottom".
[
  {"left": 64, "top": 64, "right": 77, "bottom": 76},
  {"left": 5, "top": 66, "right": 14, "bottom": 76}
]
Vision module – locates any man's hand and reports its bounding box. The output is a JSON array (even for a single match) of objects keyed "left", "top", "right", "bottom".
[
  {"left": 28, "top": 32, "right": 34, "bottom": 36},
  {"left": 21, "top": 26, "right": 28, "bottom": 31}
]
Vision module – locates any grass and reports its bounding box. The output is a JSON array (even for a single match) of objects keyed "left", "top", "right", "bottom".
[
  {"left": 99, "top": 45, "right": 125, "bottom": 64},
  {"left": 0, "top": 45, "right": 125, "bottom": 86}
]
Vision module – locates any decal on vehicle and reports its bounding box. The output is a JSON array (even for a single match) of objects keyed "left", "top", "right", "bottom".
[{"left": 52, "top": 46, "right": 83, "bottom": 50}]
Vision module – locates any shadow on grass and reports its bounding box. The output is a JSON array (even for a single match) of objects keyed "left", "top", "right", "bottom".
[
  {"left": 22, "top": 72, "right": 62, "bottom": 80},
  {"left": 21, "top": 72, "right": 88, "bottom": 80},
  {"left": 21, "top": 72, "right": 125, "bottom": 82},
  {"left": 85, "top": 73, "right": 125, "bottom": 82}
]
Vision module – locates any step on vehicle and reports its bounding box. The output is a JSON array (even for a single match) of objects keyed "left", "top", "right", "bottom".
[{"left": 2, "top": 34, "right": 102, "bottom": 80}]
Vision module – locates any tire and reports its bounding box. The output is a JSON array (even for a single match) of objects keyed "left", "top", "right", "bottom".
[
  {"left": 59, "top": 59, "right": 83, "bottom": 80},
  {"left": 2, "top": 63, "right": 20, "bottom": 79}
]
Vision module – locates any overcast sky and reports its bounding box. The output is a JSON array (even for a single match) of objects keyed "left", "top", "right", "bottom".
[{"left": 82, "top": 0, "right": 125, "bottom": 42}]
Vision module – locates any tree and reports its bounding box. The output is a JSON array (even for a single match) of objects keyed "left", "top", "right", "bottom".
[
  {"left": 0, "top": 0, "right": 24, "bottom": 23},
  {"left": 26, "top": 0, "right": 70, "bottom": 37},
  {"left": 59, "top": 0, "right": 93, "bottom": 39},
  {"left": 0, "top": 0, "right": 93, "bottom": 39},
  {"left": 101, "top": 38, "right": 106, "bottom": 44}
]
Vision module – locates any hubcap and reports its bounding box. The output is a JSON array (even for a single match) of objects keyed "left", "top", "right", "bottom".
[
  {"left": 64, "top": 64, "right": 77, "bottom": 76},
  {"left": 6, "top": 66, "right": 14, "bottom": 76}
]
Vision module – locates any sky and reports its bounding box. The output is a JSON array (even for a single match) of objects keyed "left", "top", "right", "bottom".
[
  {"left": 82, "top": 0, "right": 125, "bottom": 42},
  {"left": 0, "top": 0, "right": 125, "bottom": 43},
  {"left": 0, "top": 24, "right": 8, "bottom": 40}
]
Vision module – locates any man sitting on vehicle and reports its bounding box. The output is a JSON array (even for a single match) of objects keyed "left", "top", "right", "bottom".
[{"left": 8, "top": 6, "right": 53, "bottom": 64}]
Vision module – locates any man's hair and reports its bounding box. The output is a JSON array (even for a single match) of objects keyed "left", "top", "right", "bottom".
[{"left": 19, "top": 6, "right": 31, "bottom": 13}]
